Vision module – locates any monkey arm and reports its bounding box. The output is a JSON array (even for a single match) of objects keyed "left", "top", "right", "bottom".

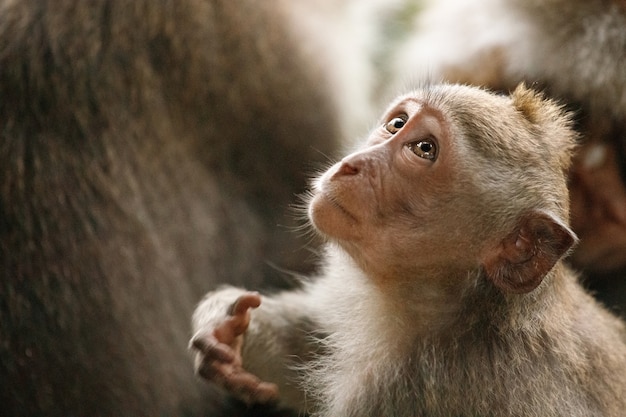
[{"left": 191, "top": 285, "right": 318, "bottom": 412}]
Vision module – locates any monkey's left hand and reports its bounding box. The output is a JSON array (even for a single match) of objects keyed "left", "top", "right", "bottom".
[{"left": 190, "top": 292, "right": 280, "bottom": 405}]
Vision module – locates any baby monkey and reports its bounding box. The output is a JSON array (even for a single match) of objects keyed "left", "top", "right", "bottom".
[{"left": 191, "top": 84, "right": 626, "bottom": 416}]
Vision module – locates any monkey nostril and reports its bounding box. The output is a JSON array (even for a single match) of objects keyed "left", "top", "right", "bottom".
[{"left": 336, "top": 161, "right": 359, "bottom": 176}]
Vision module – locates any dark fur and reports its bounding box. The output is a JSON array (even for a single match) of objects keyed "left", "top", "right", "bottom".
[{"left": 0, "top": 0, "right": 339, "bottom": 415}]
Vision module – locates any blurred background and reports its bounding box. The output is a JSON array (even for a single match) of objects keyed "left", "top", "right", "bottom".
[{"left": 1, "top": 0, "right": 625, "bottom": 415}]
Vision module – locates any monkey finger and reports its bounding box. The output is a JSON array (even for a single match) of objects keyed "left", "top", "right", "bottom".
[
  {"left": 198, "top": 356, "right": 254, "bottom": 383},
  {"left": 190, "top": 333, "right": 236, "bottom": 363},
  {"left": 229, "top": 292, "right": 262, "bottom": 316},
  {"left": 213, "top": 311, "right": 256, "bottom": 342},
  {"left": 221, "top": 367, "right": 280, "bottom": 404},
  {"left": 197, "top": 357, "right": 230, "bottom": 381},
  {"left": 208, "top": 294, "right": 261, "bottom": 343},
  {"left": 250, "top": 381, "right": 280, "bottom": 404},
  {"left": 198, "top": 358, "right": 280, "bottom": 404}
]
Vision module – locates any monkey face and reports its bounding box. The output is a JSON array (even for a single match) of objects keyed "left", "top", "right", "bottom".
[{"left": 308, "top": 92, "right": 480, "bottom": 278}]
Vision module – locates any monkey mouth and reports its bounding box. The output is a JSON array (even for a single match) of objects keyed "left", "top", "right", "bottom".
[{"left": 326, "top": 193, "right": 358, "bottom": 223}]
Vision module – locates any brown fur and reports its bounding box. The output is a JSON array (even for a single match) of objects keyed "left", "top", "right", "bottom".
[{"left": 0, "top": 0, "right": 347, "bottom": 415}]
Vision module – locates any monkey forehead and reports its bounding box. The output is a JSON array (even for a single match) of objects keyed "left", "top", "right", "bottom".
[
  {"left": 377, "top": 96, "right": 426, "bottom": 126},
  {"left": 383, "top": 84, "right": 509, "bottom": 122},
  {"left": 382, "top": 95, "right": 425, "bottom": 113},
  {"left": 379, "top": 88, "right": 459, "bottom": 125}
]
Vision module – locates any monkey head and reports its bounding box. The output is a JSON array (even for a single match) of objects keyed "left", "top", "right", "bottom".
[{"left": 309, "top": 84, "right": 577, "bottom": 295}]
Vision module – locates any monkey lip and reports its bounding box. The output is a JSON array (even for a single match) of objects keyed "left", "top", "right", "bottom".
[
  {"left": 315, "top": 189, "right": 359, "bottom": 223},
  {"left": 330, "top": 198, "right": 357, "bottom": 222}
]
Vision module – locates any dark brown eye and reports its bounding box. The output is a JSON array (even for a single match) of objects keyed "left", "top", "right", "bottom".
[
  {"left": 408, "top": 137, "right": 438, "bottom": 160},
  {"left": 384, "top": 116, "right": 407, "bottom": 134}
]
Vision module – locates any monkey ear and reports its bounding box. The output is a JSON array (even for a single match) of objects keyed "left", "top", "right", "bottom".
[{"left": 482, "top": 210, "right": 578, "bottom": 294}]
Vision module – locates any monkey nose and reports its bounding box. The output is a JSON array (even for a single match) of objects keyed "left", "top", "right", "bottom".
[{"left": 332, "top": 161, "right": 359, "bottom": 178}]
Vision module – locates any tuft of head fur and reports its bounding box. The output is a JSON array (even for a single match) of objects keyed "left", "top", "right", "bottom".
[{"left": 511, "top": 83, "right": 579, "bottom": 172}]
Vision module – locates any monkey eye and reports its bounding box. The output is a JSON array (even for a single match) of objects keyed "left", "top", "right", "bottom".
[
  {"left": 384, "top": 115, "right": 408, "bottom": 134},
  {"left": 408, "top": 137, "right": 438, "bottom": 161}
]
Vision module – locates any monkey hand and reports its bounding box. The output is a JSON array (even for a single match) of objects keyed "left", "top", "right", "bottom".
[{"left": 190, "top": 292, "right": 280, "bottom": 404}]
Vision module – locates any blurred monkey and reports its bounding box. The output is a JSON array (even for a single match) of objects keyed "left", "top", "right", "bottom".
[{"left": 0, "top": 0, "right": 394, "bottom": 415}]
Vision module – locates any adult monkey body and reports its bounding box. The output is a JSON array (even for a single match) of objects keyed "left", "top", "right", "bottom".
[
  {"left": 0, "top": 0, "right": 382, "bottom": 415},
  {"left": 192, "top": 84, "right": 626, "bottom": 416},
  {"left": 390, "top": 0, "right": 626, "bottom": 307}
]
